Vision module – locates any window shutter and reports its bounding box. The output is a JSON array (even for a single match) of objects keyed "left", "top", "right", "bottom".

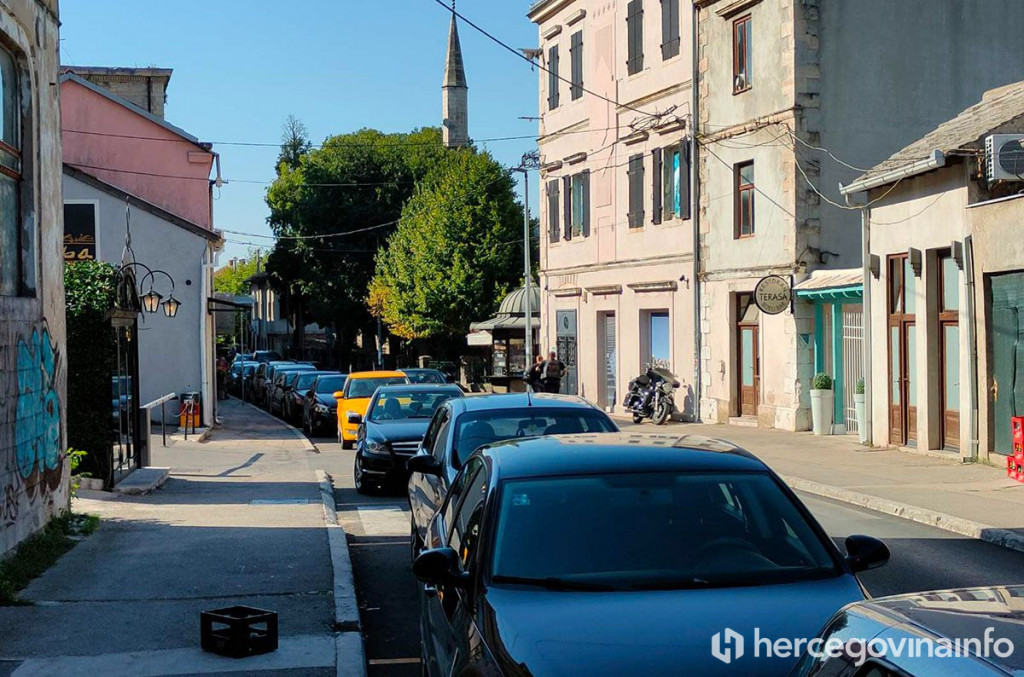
[
  {"left": 626, "top": 157, "right": 637, "bottom": 227},
  {"left": 663, "top": 148, "right": 674, "bottom": 221},
  {"left": 548, "top": 46, "right": 560, "bottom": 110},
  {"left": 637, "top": 156, "right": 645, "bottom": 225},
  {"left": 547, "top": 180, "right": 560, "bottom": 242},
  {"left": 563, "top": 175, "right": 572, "bottom": 241},
  {"left": 570, "top": 32, "right": 583, "bottom": 100},
  {"left": 582, "top": 170, "right": 591, "bottom": 237},
  {"left": 627, "top": 0, "right": 644, "bottom": 75},
  {"left": 680, "top": 139, "right": 692, "bottom": 221},
  {"left": 652, "top": 148, "right": 663, "bottom": 225}
]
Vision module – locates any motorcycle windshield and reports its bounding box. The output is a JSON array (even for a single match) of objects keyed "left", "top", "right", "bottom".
[{"left": 650, "top": 367, "right": 677, "bottom": 382}]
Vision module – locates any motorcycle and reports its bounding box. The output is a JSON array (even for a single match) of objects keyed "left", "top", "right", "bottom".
[{"left": 623, "top": 366, "right": 680, "bottom": 425}]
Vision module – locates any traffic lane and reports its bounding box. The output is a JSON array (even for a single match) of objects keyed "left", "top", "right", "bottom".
[
  {"left": 329, "top": 446, "right": 420, "bottom": 677},
  {"left": 801, "top": 492, "right": 1024, "bottom": 597}
]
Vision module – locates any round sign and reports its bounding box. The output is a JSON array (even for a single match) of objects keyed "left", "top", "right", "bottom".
[{"left": 754, "top": 275, "right": 791, "bottom": 315}]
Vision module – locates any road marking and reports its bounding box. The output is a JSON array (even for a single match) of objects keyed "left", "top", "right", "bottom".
[
  {"left": 355, "top": 504, "right": 409, "bottom": 537},
  {"left": 250, "top": 498, "right": 311, "bottom": 505},
  {"left": 368, "top": 658, "right": 421, "bottom": 665},
  {"left": 9, "top": 635, "right": 334, "bottom": 677}
]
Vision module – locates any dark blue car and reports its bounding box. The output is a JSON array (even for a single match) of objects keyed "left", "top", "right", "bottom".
[{"left": 413, "top": 433, "right": 890, "bottom": 677}]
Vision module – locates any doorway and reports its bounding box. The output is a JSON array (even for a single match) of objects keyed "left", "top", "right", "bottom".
[
  {"left": 938, "top": 252, "right": 960, "bottom": 450},
  {"left": 598, "top": 312, "right": 616, "bottom": 409},
  {"left": 736, "top": 294, "right": 760, "bottom": 418},
  {"left": 888, "top": 255, "right": 917, "bottom": 446},
  {"left": 555, "top": 309, "right": 578, "bottom": 396}
]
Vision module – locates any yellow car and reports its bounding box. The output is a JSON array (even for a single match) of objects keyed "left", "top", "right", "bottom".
[{"left": 335, "top": 371, "right": 409, "bottom": 449}]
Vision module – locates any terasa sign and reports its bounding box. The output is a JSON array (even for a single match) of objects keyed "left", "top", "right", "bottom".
[{"left": 754, "top": 275, "right": 792, "bottom": 315}]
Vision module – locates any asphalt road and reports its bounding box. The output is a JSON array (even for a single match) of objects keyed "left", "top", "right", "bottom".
[{"left": 308, "top": 431, "right": 1024, "bottom": 677}]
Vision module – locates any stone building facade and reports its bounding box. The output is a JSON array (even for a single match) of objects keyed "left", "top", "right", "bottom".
[
  {"left": 694, "top": 0, "right": 1024, "bottom": 431},
  {"left": 0, "top": 0, "right": 67, "bottom": 556},
  {"left": 59, "top": 66, "right": 172, "bottom": 119}
]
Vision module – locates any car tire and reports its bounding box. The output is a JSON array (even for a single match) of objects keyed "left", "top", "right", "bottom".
[
  {"left": 354, "top": 456, "right": 373, "bottom": 495},
  {"left": 342, "top": 438, "right": 354, "bottom": 451},
  {"left": 653, "top": 400, "right": 672, "bottom": 426},
  {"left": 632, "top": 413, "right": 644, "bottom": 424}
]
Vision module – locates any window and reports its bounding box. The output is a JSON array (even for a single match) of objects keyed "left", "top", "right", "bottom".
[
  {"left": 0, "top": 44, "right": 28, "bottom": 296},
  {"left": 546, "top": 180, "right": 560, "bottom": 243},
  {"left": 569, "top": 171, "right": 590, "bottom": 237},
  {"left": 734, "top": 161, "right": 755, "bottom": 237},
  {"left": 626, "top": 0, "right": 644, "bottom": 75},
  {"left": 647, "top": 311, "right": 671, "bottom": 369},
  {"left": 627, "top": 154, "right": 645, "bottom": 228},
  {"left": 447, "top": 465, "right": 488, "bottom": 569},
  {"left": 938, "top": 251, "right": 960, "bottom": 449},
  {"left": 652, "top": 141, "right": 691, "bottom": 224},
  {"left": 547, "top": 45, "right": 560, "bottom": 110},
  {"left": 661, "top": 0, "right": 680, "bottom": 60},
  {"left": 733, "top": 15, "right": 752, "bottom": 93},
  {"left": 570, "top": 31, "right": 583, "bottom": 100},
  {"left": 451, "top": 408, "right": 616, "bottom": 466}
]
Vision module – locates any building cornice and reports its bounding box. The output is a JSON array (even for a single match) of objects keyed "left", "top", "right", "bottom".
[
  {"left": 543, "top": 252, "right": 694, "bottom": 277},
  {"left": 715, "top": 0, "right": 763, "bottom": 19},
  {"left": 617, "top": 80, "right": 694, "bottom": 115},
  {"left": 628, "top": 281, "right": 679, "bottom": 293},
  {"left": 528, "top": 0, "right": 575, "bottom": 24}
]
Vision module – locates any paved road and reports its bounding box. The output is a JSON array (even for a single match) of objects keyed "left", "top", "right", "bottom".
[{"left": 308, "top": 430, "right": 1024, "bottom": 677}]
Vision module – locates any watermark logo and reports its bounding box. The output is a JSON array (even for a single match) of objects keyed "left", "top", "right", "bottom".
[
  {"left": 710, "top": 627, "right": 1014, "bottom": 666},
  {"left": 711, "top": 628, "right": 745, "bottom": 664}
]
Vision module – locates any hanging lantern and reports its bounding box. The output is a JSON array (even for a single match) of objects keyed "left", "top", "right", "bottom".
[
  {"left": 162, "top": 295, "right": 181, "bottom": 318},
  {"left": 141, "top": 288, "right": 163, "bottom": 313}
]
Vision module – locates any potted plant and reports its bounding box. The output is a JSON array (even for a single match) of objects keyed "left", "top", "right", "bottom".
[
  {"left": 853, "top": 378, "right": 868, "bottom": 444},
  {"left": 810, "top": 372, "right": 834, "bottom": 436}
]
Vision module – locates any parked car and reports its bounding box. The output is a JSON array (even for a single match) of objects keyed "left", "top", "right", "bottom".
[
  {"left": 282, "top": 370, "right": 334, "bottom": 424},
  {"left": 413, "top": 434, "right": 890, "bottom": 677},
  {"left": 253, "top": 361, "right": 292, "bottom": 405},
  {"left": 400, "top": 368, "right": 448, "bottom": 384},
  {"left": 791, "top": 585, "right": 1024, "bottom": 677},
  {"left": 259, "top": 361, "right": 298, "bottom": 407},
  {"left": 268, "top": 365, "right": 317, "bottom": 416},
  {"left": 231, "top": 352, "right": 254, "bottom": 365},
  {"left": 228, "top": 360, "right": 257, "bottom": 395},
  {"left": 335, "top": 371, "right": 410, "bottom": 449},
  {"left": 252, "top": 350, "right": 282, "bottom": 364},
  {"left": 304, "top": 373, "right": 348, "bottom": 437},
  {"left": 239, "top": 362, "right": 260, "bottom": 401},
  {"left": 353, "top": 384, "right": 464, "bottom": 494},
  {"left": 407, "top": 392, "right": 618, "bottom": 558}
]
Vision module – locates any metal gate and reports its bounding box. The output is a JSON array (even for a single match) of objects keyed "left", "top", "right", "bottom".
[
  {"left": 842, "top": 305, "right": 864, "bottom": 435},
  {"left": 556, "top": 310, "right": 578, "bottom": 395},
  {"left": 111, "top": 316, "right": 141, "bottom": 486},
  {"left": 602, "top": 313, "right": 616, "bottom": 408}
]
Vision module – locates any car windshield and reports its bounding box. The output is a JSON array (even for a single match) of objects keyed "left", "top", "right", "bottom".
[
  {"left": 295, "top": 373, "right": 318, "bottom": 390},
  {"left": 405, "top": 370, "right": 446, "bottom": 384},
  {"left": 369, "top": 389, "right": 458, "bottom": 421},
  {"left": 491, "top": 472, "right": 840, "bottom": 591},
  {"left": 453, "top": 408, "right": 616, "bottom": 466},
  {"left": 346, "top": 377, "right": 408, "bottom": 399},
  {"left": 316, "top": 376, "right": 346, "bottom": 394}
]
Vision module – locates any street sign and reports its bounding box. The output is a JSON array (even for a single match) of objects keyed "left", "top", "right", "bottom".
[{"left": 754, "top": 275, "right": 792, "bottom": 315}]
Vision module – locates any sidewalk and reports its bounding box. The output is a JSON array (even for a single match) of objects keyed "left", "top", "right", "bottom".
[
  {"left": 617, "top": 415, "right": 1024, "bottom": 552},
  {"left": 0, "top": 398, "right": 363, "bottom": 677}
]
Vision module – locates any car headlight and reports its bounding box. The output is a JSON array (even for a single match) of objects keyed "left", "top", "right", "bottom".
[{"left": 364, "top": 439, "right": 390, "bottom": 456}]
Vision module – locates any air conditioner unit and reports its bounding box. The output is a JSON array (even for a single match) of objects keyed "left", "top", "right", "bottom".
[{"left": 985, "top": 134, "right": 1024, "bottom": 183}]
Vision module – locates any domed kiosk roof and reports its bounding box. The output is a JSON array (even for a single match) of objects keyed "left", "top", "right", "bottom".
[{"left": 469, "top": 284, "right": 540, "bottom": 331}]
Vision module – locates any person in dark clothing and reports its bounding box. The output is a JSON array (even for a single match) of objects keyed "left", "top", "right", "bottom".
[
  {"left": 541, "top": 350, "right": 566, "bottom": 394},
  {"left": 525, "top": 354, "right": 544, "bottom": 392}
]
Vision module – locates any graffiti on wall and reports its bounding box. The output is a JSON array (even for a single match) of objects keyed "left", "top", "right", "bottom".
[{"left": 2, "top": 324, "right": 63, "bottom": 527}]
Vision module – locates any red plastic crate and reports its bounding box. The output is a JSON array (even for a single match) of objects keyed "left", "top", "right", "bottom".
[
  {"left": 1013, "top": 417, "right": 1024, "bottom": 443},
  {"left": 1010, "top": 455, "right": 1018, "bottom": 470},
  {"left": 1010, "top": 466, "right": 1021, "bottom": 482},
  {"left": 1017, "top": 444, "right": 1024, "bottom": 462}
]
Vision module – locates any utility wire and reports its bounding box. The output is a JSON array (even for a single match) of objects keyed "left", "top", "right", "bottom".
[{"left": 431, "top": 0, "right": 666, "bottom": 121}]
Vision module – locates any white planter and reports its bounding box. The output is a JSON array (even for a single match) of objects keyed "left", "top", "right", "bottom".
[
  {"left": 810, "top": 389, "right": 834, "bottom": 436},
  {"left": 854, "top": 393, "right": 867, "bottom": 444}
]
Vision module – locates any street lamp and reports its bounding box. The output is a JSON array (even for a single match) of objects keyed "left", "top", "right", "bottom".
[
  {"left": 141, "top": 288, "right": 163, "bottom": 313},
  {"left": 114, "top": 200, "right": 181, "bottom": 319},
  {"left": 514, "top": 150, "right": 540, "bottom": 368},
  {"left": 162, "top": 295, "right": 181, "bottom": 318}
]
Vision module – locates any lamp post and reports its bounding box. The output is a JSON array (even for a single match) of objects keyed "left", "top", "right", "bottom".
[{"left": 515, "top": 150, "right": 540, "bottom": 370}]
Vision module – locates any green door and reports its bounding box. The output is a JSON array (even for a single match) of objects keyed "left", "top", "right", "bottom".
[{"left": 990, "top": 273, "right": 1024, "bottom": 454}]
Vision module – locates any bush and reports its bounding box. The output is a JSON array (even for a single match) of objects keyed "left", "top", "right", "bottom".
[
  {"left": 64, "top": 261, "right": 117, "bottom": 481},
  {"left": 812, "top": 372, "right": 833, "bottom": 391}
]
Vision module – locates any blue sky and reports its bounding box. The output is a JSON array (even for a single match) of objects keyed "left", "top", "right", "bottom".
[{"left": 60, "top": 0, "right": 540, "bottom": 259}]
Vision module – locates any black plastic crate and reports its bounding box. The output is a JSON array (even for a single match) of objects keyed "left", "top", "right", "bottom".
[{"left": 200, "top": 605, "right": 278, "bottom": 658}]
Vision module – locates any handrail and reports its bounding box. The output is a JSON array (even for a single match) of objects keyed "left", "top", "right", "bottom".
[
  {"left": 142, "top": 392, "right": 178, "bottom": 410},
  {"left": 140, "top": 393, "right": 179, "bottom": 462}
]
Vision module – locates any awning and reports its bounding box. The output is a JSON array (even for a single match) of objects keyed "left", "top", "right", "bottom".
[
  {"left": 794, "top": 269, "right": 863, "bottom": 301},
  {"left": 466, "top": 330, "right": 493, "bottom": 346},
  {"left": 468, "top": 316, "right": 540, "bottom": 331}
]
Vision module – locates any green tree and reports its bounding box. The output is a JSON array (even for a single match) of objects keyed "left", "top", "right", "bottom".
[
  {"left": 213, "top": 249, "right": 264, "bottom": 296},
  {"left": 369, "top": 149, "right": 525, "bottom": 341},
  {"left": 265, "top": 127, "right": 448, "bottom": 367},
  {"left": 278, "top": 114, "right": 312, "bottom": 174}
]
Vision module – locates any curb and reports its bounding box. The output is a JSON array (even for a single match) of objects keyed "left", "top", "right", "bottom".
[
  {"left": 315, "top": 469, "right": 365, "bottom": 677},
  {"left": 784, "top": 475, "right": 1024, "bottom": 555},
  {"left": 240, "top": 400, "right": 317, "bottom": 453},
  {"left": 113, "top": 467, "right": 170, "bottom": 495}
]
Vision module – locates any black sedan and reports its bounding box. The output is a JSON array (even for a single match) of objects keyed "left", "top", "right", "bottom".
[
  {"left": 353, "top": 384, "right": 464, "bottom": 494},
  {"left": 303, "top": 373, "right": 348, "bottom": 436},
  {"left": 414, "top": 434, "right": 890, "bottom": 677},
  {"left": 282, "top": 370, "right": 336, "bottom": 424},
  {"left": 407, "top": 392, "right": 618, "bottom": 558}
]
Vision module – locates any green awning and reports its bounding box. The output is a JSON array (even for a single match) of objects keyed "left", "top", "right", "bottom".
[{"left": 795, "top": 284, "right": 863, "bottom": 301}]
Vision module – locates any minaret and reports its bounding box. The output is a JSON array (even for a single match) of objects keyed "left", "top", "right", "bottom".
[{"left": 442, "top": 1, "right": 469, "bottom": 148}]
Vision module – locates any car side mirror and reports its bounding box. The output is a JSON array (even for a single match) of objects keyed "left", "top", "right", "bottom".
[
  {"left": 333, "top": 391, "right": 345, "bottom": 399},
  {"left": 346, "top": 412, "right": 362, "bottom": 425},
  {"left": 413, "top": 547, "right": 470, "bottom": 588},
  {"left": 845, "top": 534, "right": 890, "bottom": 573},
  {"left": 407, "top": 454, "right": 442, "bottom": 476}
]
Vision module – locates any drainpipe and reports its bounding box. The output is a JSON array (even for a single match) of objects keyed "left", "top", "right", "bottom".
[
  {"left": 690, "top": 1, "right": 703, "bottom": 421},
  {"left": 845, "top": 191, "right": 872, "bottom": 446},
  {"left": 964, "top": 234, "right": 979, "bottom": 461}
]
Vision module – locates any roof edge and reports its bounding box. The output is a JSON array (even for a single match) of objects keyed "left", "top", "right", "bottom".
[{"left": 840, "top": 150, "right": 946, "bottom": 196}]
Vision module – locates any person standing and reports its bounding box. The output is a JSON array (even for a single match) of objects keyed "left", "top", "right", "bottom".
[
  {"left": 541, "top": 350, "right": 566, "bottom": 394},
  {"left": 525, "top": 354, "right": 544, "bottom": 392}
]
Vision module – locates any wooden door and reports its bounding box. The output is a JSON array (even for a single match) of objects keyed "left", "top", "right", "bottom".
[
  {"left": 739, "top": 323, "right": 760, "bottom": 417},
  {"left": 889, "top": 320, "right": 916, "bottom": 446}
]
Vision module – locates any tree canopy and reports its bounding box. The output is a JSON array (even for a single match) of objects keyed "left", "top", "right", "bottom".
[
  {"left": 369, "top": 149, "right": 525, "bottom": 340},
  {"left": 213, "top": 249, "right": 264, "bottom": 296}
]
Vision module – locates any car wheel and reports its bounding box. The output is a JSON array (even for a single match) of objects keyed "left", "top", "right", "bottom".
[
  {"left": 632, "top": 413, "right": 644, "bottom": 424},
  {"left": 342, "top": 438, "right": 354, "bottom": 451},
  {"left": 354, "top": 456, "right": 373, "bottom": 495},
  {"left": 653, "top": 400, "right": 672, "bottom": 426}
]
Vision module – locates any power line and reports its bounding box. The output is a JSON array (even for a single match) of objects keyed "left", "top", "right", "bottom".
[
  {"left": 220, "top": 221, "right": 401, "bottom": 241},
  {"left": 432, "top": 0, "right": 667, "bottom": 122}
]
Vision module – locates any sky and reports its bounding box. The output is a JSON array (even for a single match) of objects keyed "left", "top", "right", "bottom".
[{"left": 59, "top": 0, "right": 540, "bottom": 260}]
